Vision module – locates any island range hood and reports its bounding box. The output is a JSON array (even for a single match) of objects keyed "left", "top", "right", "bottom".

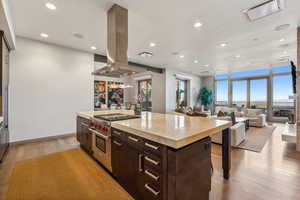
[{"left": 93, "top": 4, "right": 144, "bottom": 77}]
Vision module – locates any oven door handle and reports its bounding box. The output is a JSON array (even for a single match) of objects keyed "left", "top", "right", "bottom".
[{"left": 89, "top": 128, "right": 109, "bottom": 140}]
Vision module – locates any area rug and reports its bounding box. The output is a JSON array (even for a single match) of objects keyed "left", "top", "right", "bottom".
[
  {"left": 237, "top": 126, "right": 276, "bottom": 152},
  {"left": 5, "top": 148, "right": 133, "bottom": 200}
]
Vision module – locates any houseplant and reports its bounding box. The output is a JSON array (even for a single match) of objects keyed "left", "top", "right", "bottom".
[{"left": 197, "top": 87, "right": 214, "bottom": 111}]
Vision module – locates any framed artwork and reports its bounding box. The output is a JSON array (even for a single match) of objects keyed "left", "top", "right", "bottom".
[
  {"left": 108, "top": 82, "right": 124, "bottom": 105},
  {"left": 94, "top": 81, "right": 106, "bottom": 108}
]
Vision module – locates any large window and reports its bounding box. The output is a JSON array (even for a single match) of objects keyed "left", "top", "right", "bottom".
[
  {"left": 231, "top": 69, "right": 269, "bottom": 78},
  {"left": 214, "top": 65, "right": 295, "bottom": 122},
  {"left": 232, "top": 80, "right": 247, "bottom": 106},
  {"left": 273, "top": 75, "right": 293, "bottom": 107},
  {"left": 250, "top": 79, "right": 267, "bottom": 108},
  {"left": 176, "top": 79, "right": 187, "bottom": 107},
  {"left": 215, "top": 80, "right": 228, "bottom": 105}
]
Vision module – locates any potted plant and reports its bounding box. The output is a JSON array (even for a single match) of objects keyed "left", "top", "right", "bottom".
[{"left": 197, "top": 87, "right": 214, "bottom": 111}]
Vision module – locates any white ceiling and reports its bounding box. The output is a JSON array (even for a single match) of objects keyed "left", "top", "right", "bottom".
[{"left": 10, "top": 0, "right": 300, "bottom": 75}]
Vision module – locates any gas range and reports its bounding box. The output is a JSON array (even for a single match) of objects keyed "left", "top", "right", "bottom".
[
  {"left": 89, "top": 113, "right": 140, "bottom": 172},
  {"left": 90, "top": 113, "right": 140, "bottom": 136},
  {"left": 93, "top": 113, "right": 140, "bottom": 122}
]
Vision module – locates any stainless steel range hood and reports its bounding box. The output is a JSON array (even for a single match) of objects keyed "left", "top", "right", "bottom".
[{"left": 93, "top": 4, "right": 143, "bottom": 78}]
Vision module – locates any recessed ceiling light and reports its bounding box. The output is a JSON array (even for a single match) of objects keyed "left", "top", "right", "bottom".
[
  {"left": 235, "top": 55, "right": 241, "bottom": 58},
  {"left": 275, "top": 24, "right": 290, "bottom": 31},
  {"left": 73, "top": 33, "right": 84, "bottom": 39},
  {"left": 138, "top": 52, "right": 153, "bottom": 58},
  {"left": 194, "top": 60, "right": 199, "bottom": 63},
  {"left": 220, "top": 43, "right": 227, "bottom": 47},
  {"left": 179, "top": 55, "right": 184, "bottom": 58},
  {"left": 149, "top": 42, "right": 156, "bottom": 47},
  {"left": 45, "top": 2, "right": 56, "bottom": 10},
  {"left": 91, "top": 46, "right": 97, "bottom": 50},
  {"left": 40, "top": 33, "right": 49, "bottom": 38},
  {"left": 279, "top": 38, "right": 285, "bottom": 42},
  {"left": 193, "top": 22, "right": 203, "bottom": 28},
  {"left": 283, "top": 51, "right": 287, "bottom": 54},
  {"left": 203, "top": 64, "right": 209, "bottom": 67}
]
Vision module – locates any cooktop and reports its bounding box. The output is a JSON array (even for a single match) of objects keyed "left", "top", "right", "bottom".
[{"left": 93, "top": 113, "right": 140, "bottom": 122}]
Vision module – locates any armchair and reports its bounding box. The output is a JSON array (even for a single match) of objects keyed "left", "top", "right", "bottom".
[{"left": 244, "top": 109, "right": 266, "bottom": 128}]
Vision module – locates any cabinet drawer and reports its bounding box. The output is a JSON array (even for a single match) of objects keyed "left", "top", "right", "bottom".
[
  {"left": 143, "top": 182, "right": 161, "bottom": 200},
  {"left": 144, "top": 166, "right": 161, "bottom": 185},
  {"left": 126, "top": 133, "right": 144, "bottom": 149},
  {"left": 144, "top": 153, "right": 162, "bottom": 171},
  {"left": 112, "top": 129, "right": 126, "bottom": 140},
  {"left": 144, "top": 139, "right": 163, "bottom": 157}
]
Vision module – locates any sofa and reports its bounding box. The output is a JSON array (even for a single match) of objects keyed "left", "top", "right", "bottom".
[
  {"left": 215, "top": 106, "right": 266, "bottom": 128},
  {"left": 211, "top": 123, "right": 246, "bottom": 146},
  {"left": 210, "top": 116, "right": 246, "bottom": 147}
]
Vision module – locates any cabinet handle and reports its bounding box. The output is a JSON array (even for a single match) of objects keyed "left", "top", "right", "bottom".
[
  {"left": 128, "top": 136, "right": 139, "bottom": 142},
  {"left": 145, "top": 184, "right": 160, "bottom": 196},
  {"left": 145, "top": 156, "right": 159, "bottom": 166},
  {"left": 113, "top": 140, "right": 122, "bottom": 146},
  {"left": 138, "top": 154, "right": 143, "bottom": 172},
  {"left": 114, "top": 131, "right": 122, "bottom": 136},
  {"left": 145, "top": 142, "right": 159, "bottom": 150},
  {"left": 81, "top": 122, "right": 89, "bottom": 127},
  {"left": 145, "top": 169, "right": 159, "bottom": 181}
]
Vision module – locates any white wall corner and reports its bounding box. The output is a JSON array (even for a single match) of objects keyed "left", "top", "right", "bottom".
[{"left": 0, "top": 0, "right": 16, "bottom": 49}]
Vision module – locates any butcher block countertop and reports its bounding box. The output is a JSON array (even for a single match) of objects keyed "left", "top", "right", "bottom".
[{"left": 77, "top": 110, "right": 231, "bottom": 149}]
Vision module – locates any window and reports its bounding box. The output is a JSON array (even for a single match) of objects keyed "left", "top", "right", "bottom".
[
  {"left": 215, "top": 74, "right": 229, "bottom": 80},
  {"left": 232, "top": 80, "right": 247, "bottom": 106},
  {"left": 250, "top": 79, "right": 267, "bottom": 108},
  {"left": 215, "top": 80, "right": 228, "bottom": 105},
  {"left": 273, "top": 75, "right": 293, "bottom": 107},
  {"left": 176, "top": 79, "right": 187, "bottom": 107},
  {"left": 138, "top": 80, "right": 152, "bottom": 111},
  {"left": 272, "top": 66, "right": 291, "bottom": 74},
  {"left": 231, "top": 69, "right": 269, "bottom": 78}
]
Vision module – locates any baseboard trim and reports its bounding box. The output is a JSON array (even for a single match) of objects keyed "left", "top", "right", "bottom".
[{"left": 11, "top": 133, "right": 76, "bottom": 146}]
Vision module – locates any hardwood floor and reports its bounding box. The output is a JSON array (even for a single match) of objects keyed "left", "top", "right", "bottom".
[{"left": 1, "top": 123, "right": 300, "bottom": 200}]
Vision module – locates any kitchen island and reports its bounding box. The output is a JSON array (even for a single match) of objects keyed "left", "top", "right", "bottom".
[{"left": 77, "top": 110, "right": 231, "bottom": 200}]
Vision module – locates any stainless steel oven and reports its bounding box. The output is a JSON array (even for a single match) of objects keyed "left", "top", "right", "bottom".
[
  {"left": 90, "top": 127, "right": 112, "bottom": 172},
  {"left": 89, "top": 113, "right": 140, "bottom": 172}
]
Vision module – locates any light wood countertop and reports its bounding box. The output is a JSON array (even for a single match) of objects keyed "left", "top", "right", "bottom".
[{"left": 77, "top": 110, "right": 231, "bottom": 149}]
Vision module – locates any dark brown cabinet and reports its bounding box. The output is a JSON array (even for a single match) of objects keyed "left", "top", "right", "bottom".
[
  {"left": 0, "top": 31, "right": 10, "bottom": 162},
  {"left": 76, "top": 116, "right": 92, "bottom": 154},
  {"left": 111, "top": 128, "right": 211, "bottom": 200}
]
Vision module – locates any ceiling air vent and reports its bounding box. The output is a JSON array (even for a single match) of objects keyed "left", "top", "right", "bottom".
[{"left": 243, "top": 0, "right": 285, "bottom": 21}]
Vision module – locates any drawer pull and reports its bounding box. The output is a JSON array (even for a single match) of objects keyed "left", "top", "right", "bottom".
[
  {"left": 145, "top": 169, "right": 159, "bottom": 181},
  {"left": 113, "top": 140, "right": 122, "bottom": 146},
  {"left": 145, "top": 184, "right": 160, "bottom": 196},
  {"left": 139, "top": 154, "right": 143, "bottom": 172},
  {"left": 114, "top": 131, "right": 122, "bottom": 136},
  {"left": 128, "top": 136, "right": 139, "bottom": 142},
  {"left": 145, "top": 156, "right": 159, "bottom": 166},
  {"left": 145, "top": 142, "right": 159, "bottom": 150}
]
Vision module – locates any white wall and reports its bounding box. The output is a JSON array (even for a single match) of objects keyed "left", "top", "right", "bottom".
[
  {"left": 165, "top": 69, "right": 202, "bottom": 113},
  {"left": 9, "top": 37, "right": 94, "bottom": 142}
]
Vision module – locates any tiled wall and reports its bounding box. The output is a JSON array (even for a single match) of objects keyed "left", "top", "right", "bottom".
[{"left": 297, "top": 28, "right": 300, "bottom": 151}]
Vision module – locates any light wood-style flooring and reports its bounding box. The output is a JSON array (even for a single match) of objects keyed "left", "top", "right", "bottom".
[{"left": 1, "top": 123, "right": 300, "bottom": 200}]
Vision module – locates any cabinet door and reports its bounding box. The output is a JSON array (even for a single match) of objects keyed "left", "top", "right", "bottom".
[
  {"left": 125, "top": 145, "right": 144, "bottom": 200},
  {"left": 81, "top": 122, "right": 91, "bottom": 153},
  {"left": 111, "top": 137, "right": 127, "bottom": 186},
  {"left": 76, "top": 117, "right": 82, "bottom": 143}
]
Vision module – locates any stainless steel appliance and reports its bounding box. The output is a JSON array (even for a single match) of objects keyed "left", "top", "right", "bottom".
[{"left": 89, "top": 113, "right": 140, "bottom": 172}]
